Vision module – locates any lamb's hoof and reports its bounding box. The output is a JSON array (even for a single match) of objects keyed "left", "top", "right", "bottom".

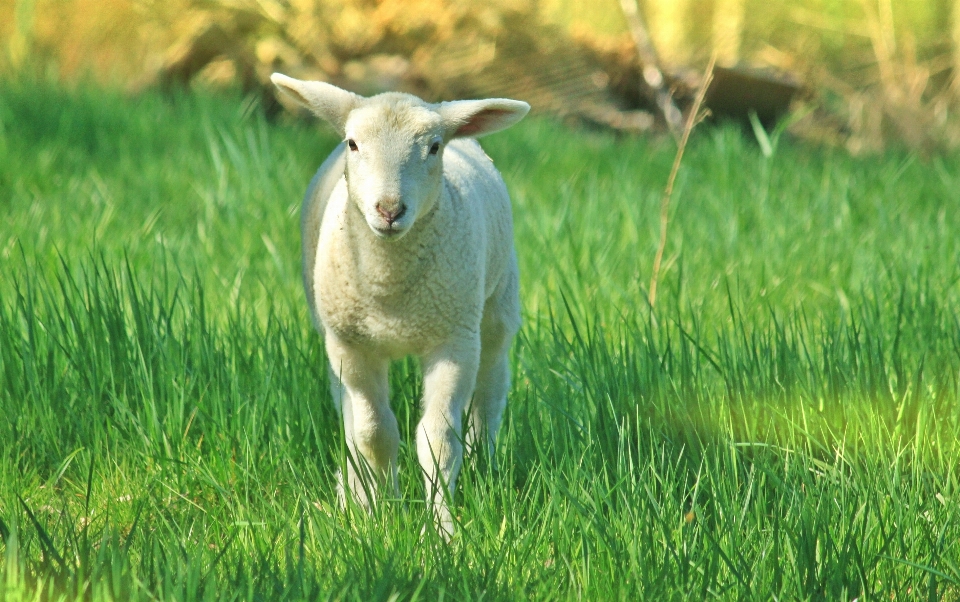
[{"left": 420, "top": 505, "right": 456, "bottom": 542}]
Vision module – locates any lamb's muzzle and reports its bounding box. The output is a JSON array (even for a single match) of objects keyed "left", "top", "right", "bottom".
[{"left": 376, "top": 200, "right": 406, "bottom": 224}]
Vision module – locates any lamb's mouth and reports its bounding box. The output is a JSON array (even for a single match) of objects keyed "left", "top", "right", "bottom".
[{"left": 372, "top": 225, "right": 406, "bottom": 239}]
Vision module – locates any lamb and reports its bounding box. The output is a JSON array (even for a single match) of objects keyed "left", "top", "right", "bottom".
[{"left": 270, "top": 73, "right": 529, "bottom": 535}]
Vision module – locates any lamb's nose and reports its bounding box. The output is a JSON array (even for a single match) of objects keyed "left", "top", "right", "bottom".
[{"left": 376, "top": 201, "right": 407, "bottom": 225}]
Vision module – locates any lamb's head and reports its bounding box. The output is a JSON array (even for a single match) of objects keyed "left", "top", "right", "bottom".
[{"left": 271, "top": 73, "right": 530, "bottom": 240}]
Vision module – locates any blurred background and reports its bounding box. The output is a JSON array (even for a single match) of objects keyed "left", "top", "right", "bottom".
[{"left": 1, "top": 0, "right": 958, "bottom": 152}]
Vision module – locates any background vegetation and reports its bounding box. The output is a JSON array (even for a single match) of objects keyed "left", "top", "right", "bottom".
[
  {"left": 1, "top": 75, "right": 959, "bottom": 599},
  {"left": 2, "top": 0, "right": 960, "bottom": 149},
  {"left": 2, "top": 1, "right": 960, "bottom": 600}
]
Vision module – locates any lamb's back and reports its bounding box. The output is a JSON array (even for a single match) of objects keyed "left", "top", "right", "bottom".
[
  {"left": 301, "top": 142, "right": 347, "bottom": 330},
  {"left": 442, "top": 139, "right": 516, "bottom": 301}
]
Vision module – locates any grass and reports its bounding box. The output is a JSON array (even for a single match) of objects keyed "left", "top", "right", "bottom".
[{"left": 1, "top": 77, "right": 959, "bottom": 600}]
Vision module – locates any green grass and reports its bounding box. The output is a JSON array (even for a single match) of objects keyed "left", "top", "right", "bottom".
[{"left": 1, "top": 78, "right": 959, "bottom": 600}]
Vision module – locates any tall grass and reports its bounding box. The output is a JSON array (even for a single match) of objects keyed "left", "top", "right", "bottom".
[{"left": 1, "top": 80, "right": 959, "bottom": 600}]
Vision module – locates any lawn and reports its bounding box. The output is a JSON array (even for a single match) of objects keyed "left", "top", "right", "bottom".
[{"left": 1, "top": 79, "right": 959, "bottom": 600}]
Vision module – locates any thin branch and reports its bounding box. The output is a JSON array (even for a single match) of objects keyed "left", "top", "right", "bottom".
[
  {"left": 648, "top": 53, "right": 717, "bottom": 309},
  {"left": 618, "top": 0, "right": 683, "bottom": 134}
]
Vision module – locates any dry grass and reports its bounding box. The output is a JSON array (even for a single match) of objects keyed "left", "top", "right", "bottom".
[{"left": 648, "top": 53, "right": 715, "bottom": 309}]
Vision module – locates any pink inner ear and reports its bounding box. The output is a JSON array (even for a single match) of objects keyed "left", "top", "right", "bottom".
[{"left": 455, "top": 108, "right": 513, "bottom": 137}]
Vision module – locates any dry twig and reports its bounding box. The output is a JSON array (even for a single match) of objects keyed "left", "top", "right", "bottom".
[
  {"left": 618, "top": 0, "right": 683, "bottom": 133},
  {"left": 648, "top": 53, "right": 717, "bottom": 309}
]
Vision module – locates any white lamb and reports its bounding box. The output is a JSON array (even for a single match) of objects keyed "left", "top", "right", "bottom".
[{"left": 271, "top": 73, "right": 529, "bottom": 535}]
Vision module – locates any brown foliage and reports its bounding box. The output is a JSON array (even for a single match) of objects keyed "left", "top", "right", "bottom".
[
  {"left": 131, "top": 0, "right": 662, "bottom": 129},
  {"left": 3, "top": 0, "right": 960, "bottom": 149}
]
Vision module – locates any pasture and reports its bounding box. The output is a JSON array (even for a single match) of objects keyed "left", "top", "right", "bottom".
[{"left": 1, "top": 79, "right": 959, "bottom": 600}]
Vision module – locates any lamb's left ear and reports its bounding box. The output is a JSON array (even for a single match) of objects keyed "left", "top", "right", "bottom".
[
  {"left": 271, "top": 73, "right": 360, "bottom": 136},
  {"left": 439, "top": 99, "right": 531, "bottom": 139}
]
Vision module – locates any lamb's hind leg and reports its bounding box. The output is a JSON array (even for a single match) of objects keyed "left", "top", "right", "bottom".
[
  {"left": 466, "top": 333, "right": 511, "bottom": 458},
  {"left": 467, "top": 278, "right": 520, "bottom": 458},
  {"left": 326, "top": 334, "right": 399, "bottom": 510}
]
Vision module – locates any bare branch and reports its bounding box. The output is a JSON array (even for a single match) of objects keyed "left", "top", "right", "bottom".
[{"left": 648, "top": 53, "right": 717, "bottom": 310}]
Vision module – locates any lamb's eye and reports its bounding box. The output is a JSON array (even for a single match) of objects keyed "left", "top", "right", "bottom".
[
  {"left": 429, "top": 142, "right": 440, "bottom": 155},
  {"left": 347, "top": 139, "right": 358, "bottom": 151}
]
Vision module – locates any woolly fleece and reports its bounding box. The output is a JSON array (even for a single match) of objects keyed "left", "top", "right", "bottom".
[{"left": 272, "top": 73, "right": 529, "bottom": 536}]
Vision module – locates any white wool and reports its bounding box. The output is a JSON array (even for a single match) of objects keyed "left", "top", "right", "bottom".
[{"left": 272, "top": 73, "right": 529, "bottom": 536}]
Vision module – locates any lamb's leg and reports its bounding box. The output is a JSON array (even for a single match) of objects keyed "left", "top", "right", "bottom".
[
  {"left": 326, "top": 335, "right": 398, "bottom": 510},
  {"left": 466, "top": 323, "right": 513, "bottom": 459},
  {"left": 467, "top": 274, "right": 520, "bottom": 458},
  {"left": 417, "top": 339, "right": 481, "bottom": 537}
]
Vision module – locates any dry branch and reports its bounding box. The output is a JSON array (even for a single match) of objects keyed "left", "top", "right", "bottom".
[
  {"left": 617, "top": 0, "right": 683, "bottom": 133},
  {"left": 648, "top": 54, "right": 717, "bottom": 310}
]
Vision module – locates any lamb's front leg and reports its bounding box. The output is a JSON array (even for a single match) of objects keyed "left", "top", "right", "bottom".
[
  {"left": 417, "top": 338, "right": 481, "bottom": 537},
  {"left": 326, "top": 334, "right": 399, "bottom": 510}
]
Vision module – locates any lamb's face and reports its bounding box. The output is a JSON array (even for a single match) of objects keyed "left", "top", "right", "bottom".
[
  {"left": 342, "top": 99, "right": 445, "bottom": 240},
  {"left": 270, "top": 73, "right": 530, "bottom": 240}
]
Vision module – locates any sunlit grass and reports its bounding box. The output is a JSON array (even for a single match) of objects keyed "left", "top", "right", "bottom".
[{"left": 1, "top": 80, "right": 959, "bottom": 600}]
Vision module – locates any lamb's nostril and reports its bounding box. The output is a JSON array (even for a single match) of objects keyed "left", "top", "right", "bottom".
[{"left": 376, "top": 202, "right": 407, "bottom": 225}]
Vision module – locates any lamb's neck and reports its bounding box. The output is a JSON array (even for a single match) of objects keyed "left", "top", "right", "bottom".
[{"left": 339, "top": 195, "right": 446, "bottom": 290}]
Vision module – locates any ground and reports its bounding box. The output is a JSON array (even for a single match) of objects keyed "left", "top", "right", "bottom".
[{"left": 0, "top": 80, "right": 958, "bottom": 600}]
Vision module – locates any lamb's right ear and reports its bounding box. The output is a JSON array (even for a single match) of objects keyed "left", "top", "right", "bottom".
[
  {"left": 439, "top": 98, "right": 531, "bottom": 139},
  {"left": 271, "top": 73, "right": 360, "bottom": 136}
]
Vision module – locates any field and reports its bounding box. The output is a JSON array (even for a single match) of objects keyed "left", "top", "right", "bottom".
[{"left": 1, "top": 79, "right": 959, "bottom": 600}]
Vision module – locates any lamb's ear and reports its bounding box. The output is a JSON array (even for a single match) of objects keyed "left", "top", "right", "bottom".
[
  {"left": 271, "top": 73, "right": 360, "bottom": 136},
  {"left": 439, "top": 99, "right": 531, "bottom": 139}
]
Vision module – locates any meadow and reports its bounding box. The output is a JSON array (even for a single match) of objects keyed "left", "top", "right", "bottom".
[{"left": 1, "top": 79, "right": 959, "bottom": 600}]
